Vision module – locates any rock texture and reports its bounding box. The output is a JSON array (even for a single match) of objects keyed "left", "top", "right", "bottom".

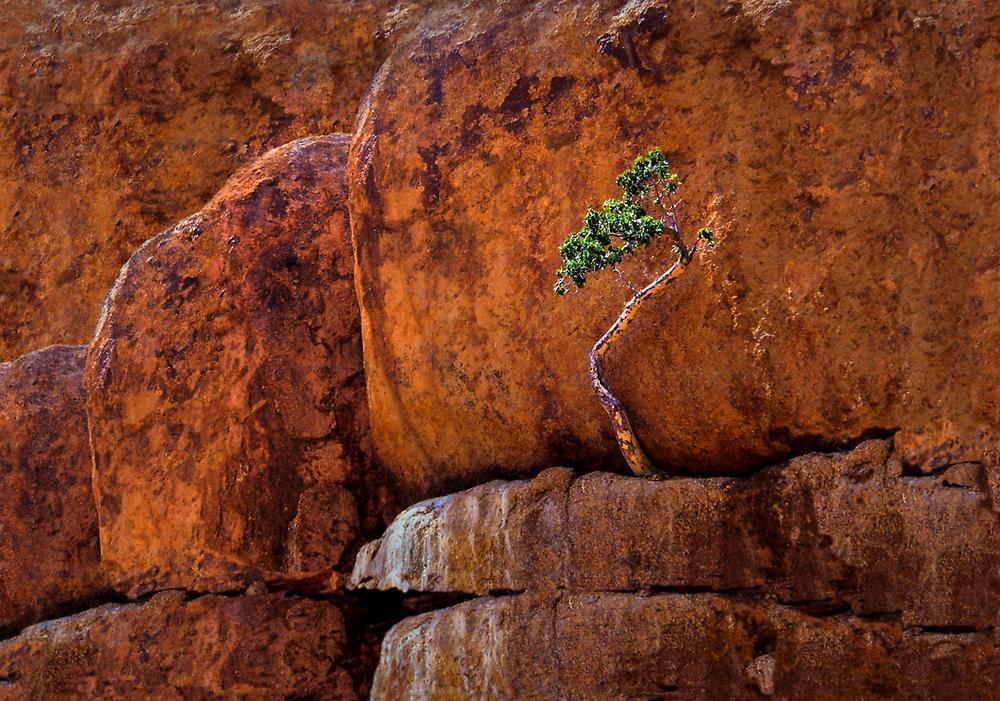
[
  {"left": 349, "top": 0, "right": 1000, "bottom": 499},
  {"left": 0, "top": 591, "right": 368, "bottom": 700},
  {"left": 353, "top": 440, "right": 1000, "bottom": 628},
  {"left": 373, "top": 592, "right": 1000, "bottom": 701},
  {"left": 0, "top": 346, "right": 107, "bottom": 635},
  {"left": 359, "top": 439, "right": 1000, "bottom": 698},
  {"left": 87, "top": 135, "right": 378, "bottom": 597},
  {"left": 0, "top": 0, "right": 434, "bottom": 359}
]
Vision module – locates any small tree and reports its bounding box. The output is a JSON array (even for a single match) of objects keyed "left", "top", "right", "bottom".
[{"left": 554, "top": 148, "right": 713, "bottom": 478}]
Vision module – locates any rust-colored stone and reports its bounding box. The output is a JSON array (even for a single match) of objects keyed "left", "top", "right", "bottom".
[
  {"left": 86, "top": 135, "right": 377, "bottom": 596},
  {"left": 348, "top": 0, "right": 1000, "bottom": 499},
  {"left": 353, "top": 440, "right": 1000, "bottom": 629},
  {"left": 372, "top": 592, "right": 1000, "bottom": 701},
  {"left": 0, "top": 346, "right": 107, "bottom": 635},
  {"left": 0, "top": 0, "right": 432, "bottom": 359},
  {"left": 0, "top": 591, "right": 367, "bottom": 700}
]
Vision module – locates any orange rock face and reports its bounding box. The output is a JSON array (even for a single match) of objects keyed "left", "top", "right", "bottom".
[
  {"left": 353, "top": 439, "right": 1000, "bottom": 629},
  {"left": 0, "top": 0, "right": 424, "bottom": 359},
  {"left": 373, "top": 592, "right": 1000, "bottom": 700},
  {"left": 349, "top": 0, "right": 1000, "bottom": 499},
  {"left": 0, "top": 591, "right": 369, "bottom": 700},
  {"left": 0, "top": 346, "right": 107, "bottom": 635},
  {"left": 358, "top": 439, "right": 1000, "bottom": 698},
  {"left": 86, "top": 135, "right": 377, "bottom": 596}
]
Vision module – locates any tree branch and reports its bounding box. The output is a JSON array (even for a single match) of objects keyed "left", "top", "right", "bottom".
[
  {"left": 612, "top": 266, "right": 638, "bottom": 293},
  {"left": 664, "top": 190, "right": 682, "bottom": 239},
  {"left": 590, "top": 253, "right": 691, "bottom": 478}
]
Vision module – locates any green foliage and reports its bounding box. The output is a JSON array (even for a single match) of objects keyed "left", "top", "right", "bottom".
[{"left": 554, "top": 148, "right": 712, "bottom": 295}]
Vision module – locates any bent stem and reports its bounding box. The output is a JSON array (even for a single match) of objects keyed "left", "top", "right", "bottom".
[{"left": 589, "top": 247, "right": 697, "bottom": 477}]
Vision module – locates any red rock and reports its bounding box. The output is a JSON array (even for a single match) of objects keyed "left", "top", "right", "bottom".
[
  {"left": 0, "top": 345, "right": 107, "bottom": 635},
  {"left": 0, "top": 591, "right": 369, "bottom": 700},
  {"left": 353, "top": 440, "right": 1000, "bottom": 629},
  {"left": 372, "top": 592, "right": 1000, "bottom": 700},
  {"left": 86, "top": 135, "right": 378, "bottom": 596},
  {"left": 348, "top": 0, "right": 1000, "bottom": 499},
  {"left": 0, "top": 0, "right": 428, "bottom": 359},
  {"left": 352, "top": 468, "right": 572, "bottom": 595}
]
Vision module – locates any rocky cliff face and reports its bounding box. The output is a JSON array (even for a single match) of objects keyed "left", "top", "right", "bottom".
[
  {"left": 0, "top": 0, "right": 432, "bottom": 359},
  {"left": 0, "top": 591, "right": 373, "bottom": 700},
  {"left": 350, "top": 0, "right": 1000, "bottom": 499},
  {"left": 355, "top": 440, "right": 1000, "bottom": 699},
  {"left": 86, "top": 134, "right": 378, "bottom": 598},
  {"left": 1, "top": 0, "right": 998, "bottom": 699},
  {"left": 0, "top": 346, "right": 108, "bottom": 636},
  {"left": 373, "top": 592, "right": 1000, "bottom": 700}
]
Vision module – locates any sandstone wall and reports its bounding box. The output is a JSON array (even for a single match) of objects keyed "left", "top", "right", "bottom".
[
  {"left": 0, "top": 591, "right": 372, "bottom": 700},
  {"left": 0, "top": 1, "right": 998, "bottom": 698},
  {"left": 87, "top": 135, "right": 383, "bottom": 597},
  {"left": 0, "top": 137, "right": 386, "bottom": 697},
  {"left": 373, "top": 592, "right": 1000, "bottom": 700},
  {"left": 0, "top": 346, "right": 107, "bottom": 636},
  {"left": 349, "top": 0, "right": 1000, "bottom": 500},
  {"left": 0, "top": 0, "right": 435, "bottom": 359},
  {"left": 356, "top": 439, "right": 1000, "bottom": 699}
]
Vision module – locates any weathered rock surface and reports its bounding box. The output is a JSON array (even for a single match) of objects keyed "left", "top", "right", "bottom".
[
  {"left": 0, "top": 591, "right": 368, "bottom": 700},
  {"left": 0, "top": 0, "right": 434, "bottom": 359},
  {"left": 87, "top": 135, "right": 378, "bottom": 596},
  {"left": 349, "top": 0, "right": 1000, "bottom": 499},
  {"left": 372, "top": 592, "right": 1000, "bottom": 701},
  {"left": 353, "top": 440, "right": 1000, "bottom": 628},
  {"left": 0, "top": 346, "right": 107, "bottom": 635}
]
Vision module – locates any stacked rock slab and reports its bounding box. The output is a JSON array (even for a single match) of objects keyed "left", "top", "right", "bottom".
[
  {"left": 0, "top": 346, "right": 107, "bottom": 636},
  {"left": 375, "top": 593, "right": 999, "bottom": 700},
  {"left": 0, "top": 591, "right": 370, "bottom": 700},
  {"left": 0, "top": 139, "right": 383, "bottom": 698},
  {"left": 349, "top": 0, "right": 1000, "bottom": 500},
  {"left": 86, "top": 135, "right": 378, "bottom": 596},
  {"left": 354, "top": 439, "right": 1000, "bottom": 698}
]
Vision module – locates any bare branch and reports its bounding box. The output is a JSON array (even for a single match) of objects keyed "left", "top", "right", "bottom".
[
  {"left": 664, "top": 190, "right": 682, "bottom": 239},
  {"left": 612, "top": 266, "right": 638, "bottom": 293},
  {"left": 648, "top": 182, "right": 677, "bottom": 236}
]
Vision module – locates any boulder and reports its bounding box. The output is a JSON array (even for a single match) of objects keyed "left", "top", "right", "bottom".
[
  {"left": 0, "top": 591, "right": 370, "bottom": 700},
  {"left": 372, "top": 592, "right": 1000, "bottom": 700},
  {"left": 86, "top": 135, "right": 378, "bottom": 596},
  {"left": 348, "top": 0, "right": 1000, "bottom": 499},
  {"left": 0, "top": 345, "right": 107, "bottom": 635},
  {"left": 353, "top": 440, "right": 1000, "bottom": 629},
  {"left": 0, "top": 0, "right": 430, "bottom": 358}
]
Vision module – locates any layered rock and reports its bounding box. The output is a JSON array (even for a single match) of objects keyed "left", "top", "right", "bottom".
[
  {"left": 0, "top": 0, "right": 437, "bottom": 359},
  {"left": 358, "top": 438, "right": 1000, "bottom": 698},
  {"left": 353, "top": 440, "right": 1000, "bottom": 629},
  {"left": 0, "top": 346, "right": 107, "bottom": 635},
  {"left": 86, "top": 135, "right": 378, "bottom": 596},
  {"left": 0, "top": 591, "right": 369, "bottom": 700},
  {"left": 349, "top": 0, "right": 1000, "bottom": 499},
  {"left": 373, "top": 592, "right": 1000, "bottom": 700}
]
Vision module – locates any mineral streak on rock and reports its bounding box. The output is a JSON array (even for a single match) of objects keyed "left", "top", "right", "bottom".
[
  {"left": 0, "top": 346, "right": 107, "bottom": 636},
  {"left": 349, "top": 0, "right": 1000, "bottom": 500},
  {"left": 353, "top": 440, "right": 1000, "bottom": 629},
  {"left": 86, "top": 135, "right": 378, "bottom": 597},
  {"left": 371, "top": 592, "right": 1000, "bottom": 701},
  {"left": 0, "top": 591, "right": 368, "bottom": 701}
]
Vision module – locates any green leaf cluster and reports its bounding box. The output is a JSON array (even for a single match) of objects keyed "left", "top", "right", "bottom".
[{"left": 554, "top": 148, "right": 703, "bottom": 296}]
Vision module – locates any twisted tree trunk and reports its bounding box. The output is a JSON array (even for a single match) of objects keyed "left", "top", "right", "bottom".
[{"left": 589, "top": 255, "right": 691, "bottom": 477}]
